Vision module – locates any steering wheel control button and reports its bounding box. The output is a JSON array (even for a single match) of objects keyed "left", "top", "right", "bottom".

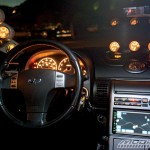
[
  {"left": 10, "top": 72, "right": 18, "bottom": 89},
  {"left": 55, "top": 71, "right": 65, "bottom": 88}
]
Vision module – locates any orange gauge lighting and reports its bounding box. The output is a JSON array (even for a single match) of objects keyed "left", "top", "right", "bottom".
[
  {"left": 109, "top": 41, "right": 120, "bottom": 52},
  {"left": 110, "top": 18, "right": 119, "bottom": 26},
  {"left": 130, "top": 18, "right": 138, "bottom": 26},
  {"left": 0, "top": 26, "right": 9, "bottom": 39},
  {"left": 129, "top": 41, "right": 140, "bottom": 52},
  {"left": 148, "top": 43, "right": 150, "bottom": 51}
]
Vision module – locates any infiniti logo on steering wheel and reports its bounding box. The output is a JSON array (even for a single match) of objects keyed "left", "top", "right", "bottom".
[{"left": 28, "top": 78, "right": 42, "bottom": 84}]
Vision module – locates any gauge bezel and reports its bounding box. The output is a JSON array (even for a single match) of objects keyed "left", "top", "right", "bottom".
[{"left": 124, "top": 60, "right": 147, "bottom": 73}]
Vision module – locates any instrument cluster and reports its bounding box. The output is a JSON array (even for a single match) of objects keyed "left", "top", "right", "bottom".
[{"left": 25, "top": 50, "right": 87, "bottom": 76}]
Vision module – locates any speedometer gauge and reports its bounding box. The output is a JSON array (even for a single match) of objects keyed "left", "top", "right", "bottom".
[
  {"left": 58, "top": 58, "right": 75, "bottom": 74},
  {"left": 35, "top": 57, "right": 57, "bottom": 70}
]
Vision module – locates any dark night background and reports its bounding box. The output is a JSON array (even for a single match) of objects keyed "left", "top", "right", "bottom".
[
  {"left": 2, "top": 0, "right": 149, "bottom": 27},
  {"left": 0, "top": 0, "right": 150, "bottom": 42}
]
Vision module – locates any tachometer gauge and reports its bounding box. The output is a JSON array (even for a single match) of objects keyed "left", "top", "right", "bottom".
[
  {"left": 35, "top": 57, "right": 57, "bottom": 70},
  {"left": 58, "top": 58, "right": 74, "bottom": 74}
]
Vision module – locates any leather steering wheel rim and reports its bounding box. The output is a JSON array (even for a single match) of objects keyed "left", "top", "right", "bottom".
[{"left": 0, "top": 39, "right": 83, "bottom": 128}]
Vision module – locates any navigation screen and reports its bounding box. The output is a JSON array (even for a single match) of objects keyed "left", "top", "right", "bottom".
[{"left": 113, "top": 110, "right": 150, "bottom": 135}]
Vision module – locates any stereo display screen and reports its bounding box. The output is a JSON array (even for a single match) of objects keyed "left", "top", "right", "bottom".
[{"left": 113, "top": 110, "right": 150, "bottom": 135}]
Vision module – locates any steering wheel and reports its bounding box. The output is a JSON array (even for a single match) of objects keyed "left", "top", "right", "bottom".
[{"left": 0, "top": 39, "right": 83, "bottom": 128}]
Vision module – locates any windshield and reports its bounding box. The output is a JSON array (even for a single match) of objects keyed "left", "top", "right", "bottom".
[{"left": 0, "top": 0, "right": 150, "bottom": 47}]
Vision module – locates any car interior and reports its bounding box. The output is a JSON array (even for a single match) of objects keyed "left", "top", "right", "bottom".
[{"left": 0, "top": 0, "right": 150, "bottom": 149}]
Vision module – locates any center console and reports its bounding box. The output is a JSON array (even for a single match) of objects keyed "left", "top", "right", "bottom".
[{"left": 109, "top": 80, "right": 150, "bottom": 150}]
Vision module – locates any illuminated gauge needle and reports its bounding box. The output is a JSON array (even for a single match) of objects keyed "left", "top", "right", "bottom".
[{"left": 63, "top": 64, "right": 72, "bottom": 72}]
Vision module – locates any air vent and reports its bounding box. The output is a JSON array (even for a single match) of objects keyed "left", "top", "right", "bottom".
[{"left": 93, "top": 80, "right": 110, "bottom": 109}]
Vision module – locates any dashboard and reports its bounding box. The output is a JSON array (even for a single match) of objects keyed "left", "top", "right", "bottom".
[
  {"left": 1, "top": 5, "right": 150, "bottom": 150},
  {"left": 2, "top": 37, "right": 150, "bottom": 149}
]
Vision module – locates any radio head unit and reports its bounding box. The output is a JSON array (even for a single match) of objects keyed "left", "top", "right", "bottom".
[{"left": 113, "top": 110, "right": 150, "bottom": 136}]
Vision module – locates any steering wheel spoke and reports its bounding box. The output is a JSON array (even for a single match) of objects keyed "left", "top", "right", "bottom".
[
  {"left": 1, "top": 76, "right": 11, "bottom": 89},
  {"left": 26, "top": 112, "right": 47, "bottom": 126}
]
